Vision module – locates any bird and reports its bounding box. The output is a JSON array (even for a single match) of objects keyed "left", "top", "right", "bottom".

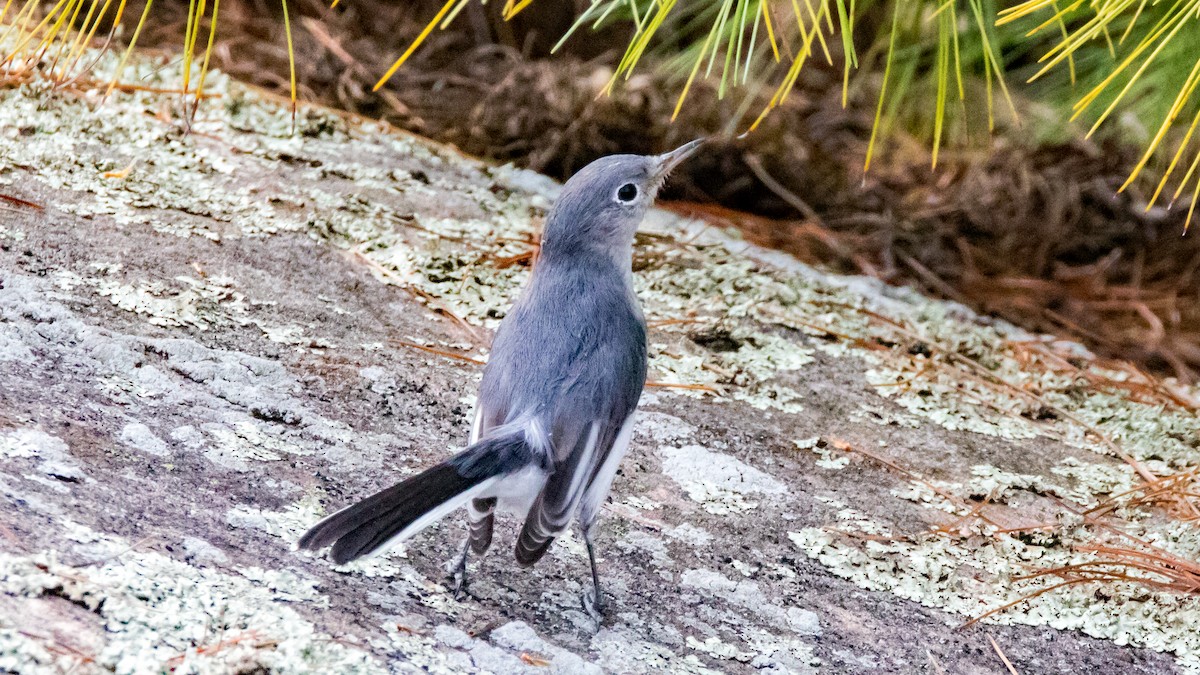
[{"left": 297, "top": 139, "right": 704, "bottom": 617}]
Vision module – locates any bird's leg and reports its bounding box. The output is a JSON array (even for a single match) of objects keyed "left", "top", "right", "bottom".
[
  {"left": 581, "top": 525, "right": 605, "bottom": 620},
  {"left": 447, "top": 536, "right": 471, "bottom": 600}
]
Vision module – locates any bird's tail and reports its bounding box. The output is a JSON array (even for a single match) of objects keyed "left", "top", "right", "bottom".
[{"left": 298, "top": 432, "right": 534, "bottom": 564}]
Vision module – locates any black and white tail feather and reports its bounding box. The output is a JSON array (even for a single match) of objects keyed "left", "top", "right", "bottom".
[
  {"left": 297, "top": 431, "right": 538, "bottom": 564},
  {"left": 297, "top": 139, "right": 704, "bottom": 619}
]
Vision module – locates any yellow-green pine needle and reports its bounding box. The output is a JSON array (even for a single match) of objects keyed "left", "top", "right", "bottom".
[
  {"left": 552, "top": 1, "right": 604, "bottom": 53},
  {"left": 628, "top": 0, "right": 643, "bottom": 31},
  {"left": 997, "top": 0, "right": 1058, "bottom": 23},
  {"left": 864, "top": 1, "right": 900, "bottom": 172},
  {"left": 1101, "top": 22, "right": 1116, "bottom": 57},
  {"left": 1174, "top": 147, "right": 1200, "bottom": 231},
  {"left": 181, "top": 0, "right": 200, "bottom": 94},
  {"left": 1185, "top": 178, "right": 1199, "bottom": 233},
  {"left": 744, "top": 0, "right": 763, "bottom": 84},
  {"left": 65, "top": 0, "right": 118, "bottom": 76},
  {"left": 1049, "top": 1, "right": 1076, "bottom": 84},
  {"left": 724, "top": 0, "right": 744, "bottom": 88},
  {"left": 968, "top": 0, "right": 1018, "bottom": 127},
  {"left": 593, "top": 0, "right": 624, "bottom": 29},
  {"left": 0, "top": 0, "right": 42, "bottom": 63},
  {"left": 705, "top": 0, "right": 734, "bottom": 79},
  {"left": 104, "top": 0, "right": 154, "bottom": 101},
  {"left": 750, "top": 0, "right": 822, "bottom": 130},
  {"left": 932, "top": 4, "right": 950, "bottom": 169},
  {"left": 719, "top": 1, "right": 743, "bottom": 98},
  {"left": 76, "top": 0, "right": 130, "bottom": 78},
  {"left": 799, "top": 0, "right": 832, "bottom": 64},
  {"left": 194, "top": 0, "right": 222, "bottom": 104},
  {"left": 674, "top": 0, "right": 724, "bottom": 119},
  {"left": 3, "top": 0, "right": 70, "bottom": 69},
  {"left": 442, "top": 0, "right": 475, "bottom": 29},
  {"left": 1078, "top": 0, "right": 1197, "bottom": 130},
  {"left": 837, "top": 0, "right": 855, "bottom": 108},
  {"left": 1124, "top": 56, "right": 1200, "bottom": 193},
  {"left": 0, "top": 0, "right": 15, "bottom": 27},
  {"left": 1120, "top": 0, "right": 1146, "bottom": 44},
  {"left": 281, "top": 0, "right": 297, "bottom": 108},
  {"left": 1022, "top": 0, "right": 1083, "bottom": 37},
  {"left": 58, "top": 0, "right": 108, "bottom": 79},
  {"left": 374, "top": 0, "right": 458, "bottom": 91},
  {"left": 1155, "top": 108, "right": 1200, "bottom": 208},
  {"left": 833, "top": 0, "right": 854, "bottom": 67},
  {"left": 37, "top": 0, "right": 82, "bottom": 69},
  {"left": 762, "top": 0, "right": 780, "bottom": 61},
  {"left": 0, "top": 1, "right": 35, "bottom": 66},
  {"left": 949, "top": 1, "right": 964, "bottom": 101},
  {"left": 40, "top": 0, "right": 79, "bottom": 76},
  {"left": 506, "top": 0, "right": 535, "bottom": 19},
  {"left": 1172, "top": 116, "right": 1200, "bottom": 204},
  {"left": 754, "top": 9, "right": 813, "bottom": 125},
  {"left": 616, "top": 0, "right": 677, "bottom": 85},
  {"left": 1027, "top": 0, "right": 1124, "bottom": 73},
  {"left": 48, "top": 0, "right": 87, "bottom": 71}
]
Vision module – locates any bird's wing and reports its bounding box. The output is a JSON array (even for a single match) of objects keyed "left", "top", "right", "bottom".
[
  {"left": 577, "top": 412, "right": 637, "bottom": 527},
  {"left": 513, "top": 337, "right": 644, "bottom": 566},
  {"left": 514, "top": 417, "right": 613, "bottom": 566}
]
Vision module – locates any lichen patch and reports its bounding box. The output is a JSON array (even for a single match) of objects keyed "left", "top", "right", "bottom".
[{"left": 658, "top": 445, "right": 788, "bottom": 515}]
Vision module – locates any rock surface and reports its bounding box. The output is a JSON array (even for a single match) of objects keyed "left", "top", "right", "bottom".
[{"left": 2, "top": 51, "right": 1199, "bottom": 674}]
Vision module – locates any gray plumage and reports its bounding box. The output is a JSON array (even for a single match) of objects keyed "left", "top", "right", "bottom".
[{"left": 298, "top": 139, "right": 704, "bottom": 615}]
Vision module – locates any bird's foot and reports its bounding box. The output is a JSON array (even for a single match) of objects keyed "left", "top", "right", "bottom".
[
  {"left": 445, "top": 549, "right": 470, "bottom": 600},
  {"left": 451, "top": 570, "right": 470, "bottom": 601},
  {"left": 582, "top": 585, "right": 606, "bottom": 623}
]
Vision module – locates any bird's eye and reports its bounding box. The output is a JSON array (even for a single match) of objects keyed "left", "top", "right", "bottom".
[{"left": 616, "top": 183, "right": 638, "bottom": 203}]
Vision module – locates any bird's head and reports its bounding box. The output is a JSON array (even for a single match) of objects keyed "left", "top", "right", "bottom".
[{"left": 539, "top": 139, "right": 704, "bottom": 260}]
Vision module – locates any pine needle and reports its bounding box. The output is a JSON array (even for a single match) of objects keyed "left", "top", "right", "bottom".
[
  {"left": 762, "top": 0, "right": 780, "bottom": 62},
  {"left": 373, "top": 0, "right": 458, "bottom": 92},
  {"left": 864, "top": 1, "right": 901, "bottom": 172},
  {"left": 280, "top": 0, "right": 297, "bottom": 117},
  {"left": 103, "top": 0, "right": 154, "bottom": 101}
]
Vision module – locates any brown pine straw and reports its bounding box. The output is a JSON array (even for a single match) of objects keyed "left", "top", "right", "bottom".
[
  {"left": 346, "top": 245, "right": 487, "bottom": 346},
  {"left": 0, "top": 193, "right": 43, "bottom": 210},
  {"left": 961, "top": 543, "right": 1200, "bottom": 630},
  {"left": 392, "top": 339, "right": 484, "bottom": 365},
  {"left": 847, "top": 306, "right": 1157, "bottom": 482},
  {"left": 960, "top": 501, "right": 1200, "bottom": 628},
  {"left": 1085, "top": 468, "right": 1200, "bottom": 523},
  {"left": 819, "top": 438, "right": 1200, "bottom": 629},
  {"left": 987, "top": 634, "right": 1021, "bottom": 675},
  {"left": 1006, "top": 340, "right": 1198, "bottom": 412}
]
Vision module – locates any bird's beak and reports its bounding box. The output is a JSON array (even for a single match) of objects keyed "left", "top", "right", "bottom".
[{"left": 652, "top": 138, "right": 705, "bottom": 181}]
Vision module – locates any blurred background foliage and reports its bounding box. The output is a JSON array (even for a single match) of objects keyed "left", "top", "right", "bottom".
[{"left": 4, "top": 0, "right": 1200, "bottom": 380}]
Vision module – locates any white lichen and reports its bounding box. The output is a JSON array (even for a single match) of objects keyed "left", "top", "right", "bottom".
[{"left": 658, "top": 445, "right": 788, "bottom": 515}]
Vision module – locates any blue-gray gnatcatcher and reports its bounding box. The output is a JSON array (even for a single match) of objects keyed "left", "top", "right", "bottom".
[{"left": 298, "top": 139, "right": 705, "bottom": 616}]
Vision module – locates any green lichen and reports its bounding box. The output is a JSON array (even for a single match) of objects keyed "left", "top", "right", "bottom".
[
  {"left": 658, "top": 444, "right": 788, "bottom": 515},
  {"left": 226, "top": 496, "right": 464, "bottom": 618},
  {"left": 0, "top": 524, "right": 382, "bottom": 675},
  {"left": 795, "top": 437, "right": 849, "bottom": 470},
  {"left": 0, "top": 224, "right": 24, "bottom": 242},
  {"left": 95, "top": 275, "right": 250, "bottom": 330},
  {"left": 791, "top": 515, "right": 1200, "bottom": 673},
  {"left": 1051, "top": 457, "right": 1137, "bottom": 506}
]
